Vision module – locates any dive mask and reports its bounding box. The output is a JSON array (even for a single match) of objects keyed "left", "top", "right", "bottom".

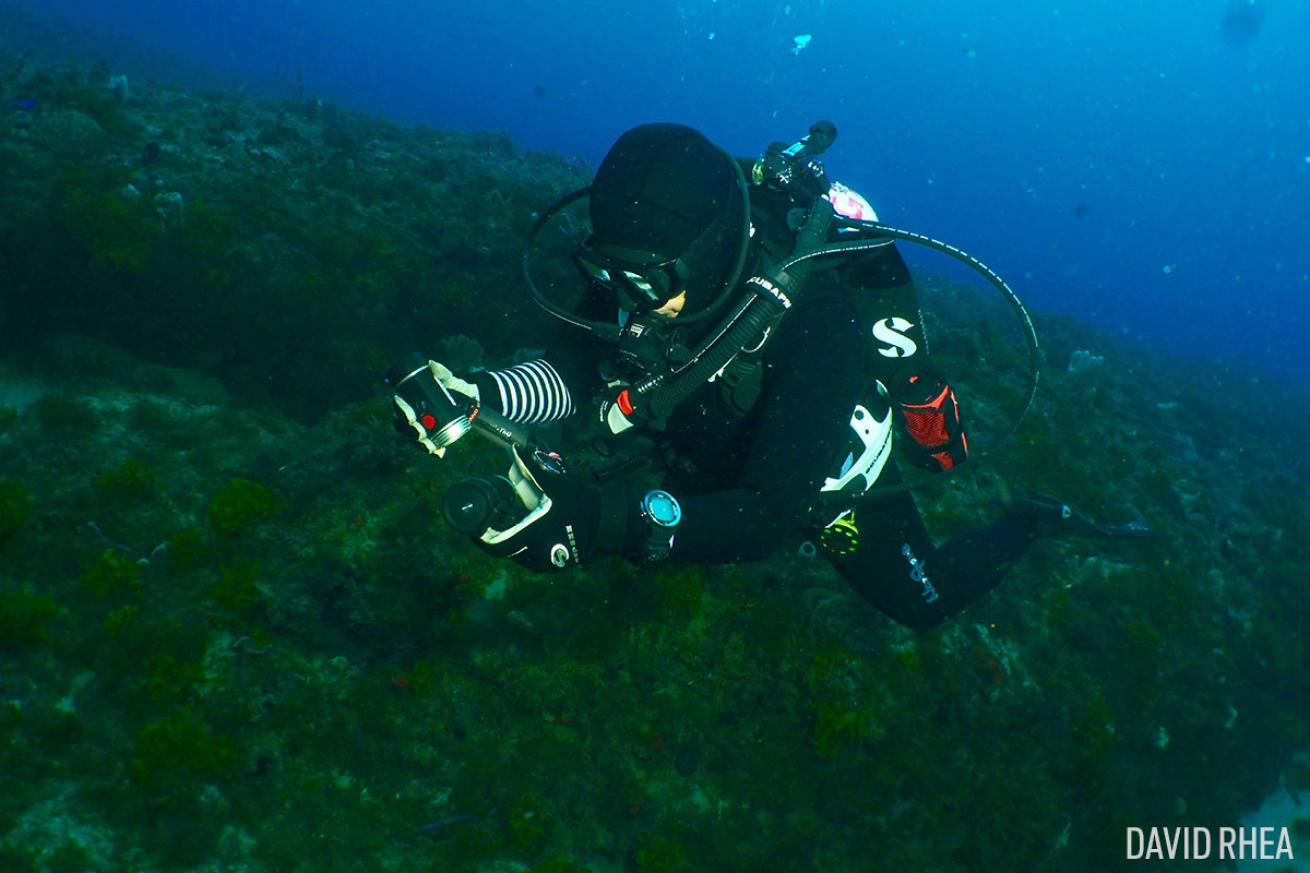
[{"left": 572, "top": 238, "right": 691, "bottom": 315}]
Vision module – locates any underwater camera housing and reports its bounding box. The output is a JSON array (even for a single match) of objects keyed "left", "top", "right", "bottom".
[{"left": 387, "top": 354, "right": 561, "bottom": 540}]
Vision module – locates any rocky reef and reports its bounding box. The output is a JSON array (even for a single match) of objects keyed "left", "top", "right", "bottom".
[{"left": 2, "top": 47, "right": 1309, "bottom": 873}]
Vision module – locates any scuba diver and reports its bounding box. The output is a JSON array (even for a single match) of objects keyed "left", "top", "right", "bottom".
[{"left": 389, "top": 122, "right": 1148, "bottom": 630}]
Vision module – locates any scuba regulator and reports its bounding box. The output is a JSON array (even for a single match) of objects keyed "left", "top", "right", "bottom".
[{"left": 753, "top": 120, "right": 838, "bottom": 198}]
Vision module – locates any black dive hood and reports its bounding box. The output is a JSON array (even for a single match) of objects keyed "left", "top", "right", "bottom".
[{"left": 520, "top": 167, "right": 753, "bottom": 340}]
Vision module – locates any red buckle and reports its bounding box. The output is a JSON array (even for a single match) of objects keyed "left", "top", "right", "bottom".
[{"left": 617, "top": 389, "right": 635, "bottom": 416}]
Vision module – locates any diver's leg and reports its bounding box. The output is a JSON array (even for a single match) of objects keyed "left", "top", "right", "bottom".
[{"left": 824, "top": 464, "right": 1037, "bottom": 630}]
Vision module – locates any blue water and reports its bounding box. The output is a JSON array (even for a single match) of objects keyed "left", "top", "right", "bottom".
[{"left": 11, "top": 0, "right": 1309, "bottom": 380}]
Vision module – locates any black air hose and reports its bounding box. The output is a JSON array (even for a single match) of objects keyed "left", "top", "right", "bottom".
[
  {"left": 640, "top": 201, "right": 835, "bottom": 420},
  {"left": 643, "top": 293, "right": 784, "bottom": 419}
]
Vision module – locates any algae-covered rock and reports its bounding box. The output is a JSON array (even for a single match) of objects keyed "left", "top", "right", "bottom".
[
  {"left": 31, "top": 109, "right": 107, "bottom": 157},
  {"left": 0, "top": 44, "right": 1309, "bottom": 873},
  {"left": 0, "top": 55, "right": 588, "bottom": 419}
]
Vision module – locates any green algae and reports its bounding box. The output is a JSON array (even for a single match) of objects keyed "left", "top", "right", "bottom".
[
  {"left": 0, "top": 588, "right": 60, "bottom": 646},
  {"left": 80, "top": 548, "right": 143, "bottom": 599},
  {"left": 209, "top": 558, "right": 268, "bottom": 616},
  {"left": 0, "top": 478, "right": 30, "bottom": 540},
  {"left": 208, "top": 477, "right": 282, "bottom": 535},
  {"left": 130, "top": 710, "right": 235, "bottom": 788},
  {"left": 93, "top": 457, "right": 158, "bottom": 504}
]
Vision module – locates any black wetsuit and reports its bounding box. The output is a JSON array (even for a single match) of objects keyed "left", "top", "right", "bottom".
[{"left": 472, "top": 200, "right": 1037, "bottom": 630}]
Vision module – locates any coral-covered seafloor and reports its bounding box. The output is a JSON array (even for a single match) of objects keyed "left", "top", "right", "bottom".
[{"left": 3, "top": 49, "right": 1310, "bottom": 873}]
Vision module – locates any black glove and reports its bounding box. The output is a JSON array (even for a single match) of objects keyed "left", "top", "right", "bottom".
[
  {"left": 456, "top": 448, "right": 616, "bottom": 572},
  {"left": 888, "top": 364, "right": 969, "bottom": 472}
]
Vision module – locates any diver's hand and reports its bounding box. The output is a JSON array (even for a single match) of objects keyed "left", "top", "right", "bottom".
[{"left": 470, "top": 447, "right": 605, "bottom": 572}]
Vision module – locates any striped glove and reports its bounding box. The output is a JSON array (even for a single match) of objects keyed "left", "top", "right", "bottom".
[{"left": 470, "top": 360, "right": 576, "bottom": 425}]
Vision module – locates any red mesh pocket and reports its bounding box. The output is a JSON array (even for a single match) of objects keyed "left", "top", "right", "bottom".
[
  {"left": 899, "top": 382, "right": 968, "bottom": 472},
  {"left": 902, "top": 385, "right": 952, "bottom": 448}
]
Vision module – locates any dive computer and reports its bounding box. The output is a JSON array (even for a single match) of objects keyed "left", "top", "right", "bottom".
[{"left": 638, "top": 489, "right": 682, "bottom": 561}]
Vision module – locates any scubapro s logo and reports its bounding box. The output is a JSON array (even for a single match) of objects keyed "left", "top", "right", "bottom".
[{"left": 872, "top": 317, "right": 918, "bottom": 358}]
